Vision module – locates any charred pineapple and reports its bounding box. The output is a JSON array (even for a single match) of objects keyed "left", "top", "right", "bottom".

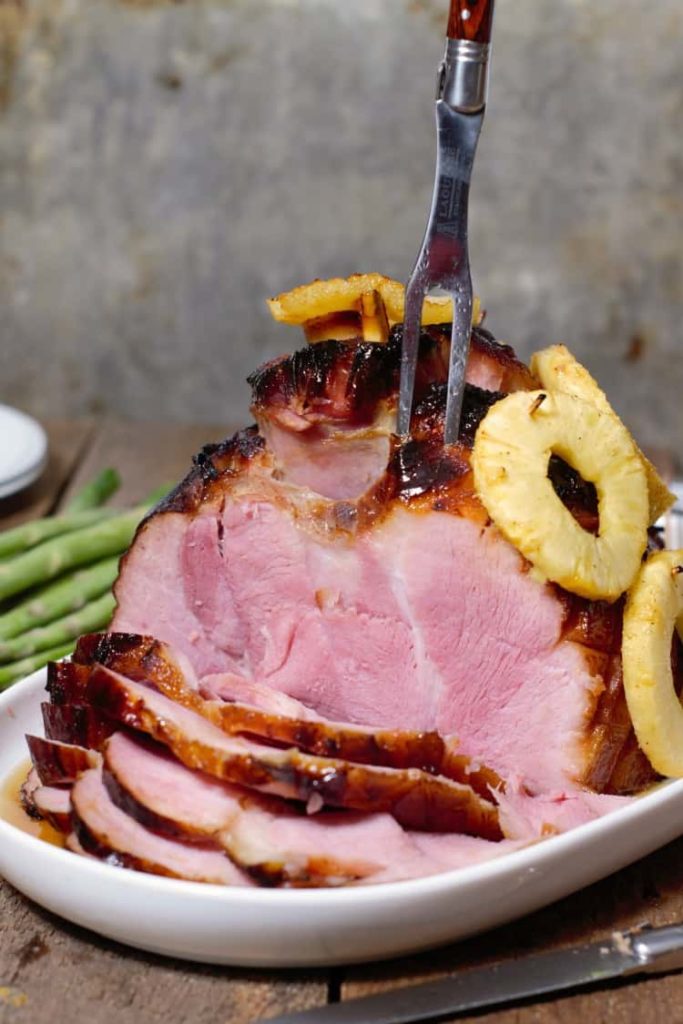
[{"left": 268, "top": 274, "right": 482, "bottom": 344}]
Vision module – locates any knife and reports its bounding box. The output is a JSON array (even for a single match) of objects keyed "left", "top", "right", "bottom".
[
  {"left": 261, "top": 923, "right": 683, "bottom": 1024},
  {"left": 397, "top": 0, "right": 494, "bottom": 443}
]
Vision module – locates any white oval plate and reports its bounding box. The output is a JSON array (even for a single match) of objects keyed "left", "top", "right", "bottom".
[
  {"left": 0, "top": 405, "right": 47, "bottom": 499},
  {"left": 1, "top": 669, "right": 683, "bottom": 967}
]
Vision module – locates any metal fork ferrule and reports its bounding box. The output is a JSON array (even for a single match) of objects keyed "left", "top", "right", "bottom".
[{"left": 438, "top": 38, "right": 490, "bottom": 114}]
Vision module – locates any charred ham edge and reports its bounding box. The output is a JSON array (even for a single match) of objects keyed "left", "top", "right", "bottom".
[
  {"left": 46, "top": 658, "right": 94, "bottom": 704},
  {"left": 103, "top": 732, "right": 380, "bottom": 886},
  {"left": 71, "top": 632, "right": 199, "bottom": 694},
  {"left": 20, "top": 765, "right": 71, "bottom": 833},
  {"left": 41, "top": 701, "right": 115, "bottom": 749},
  {"left": 71, "top": 633, "right": 501, "bottom": 799},
  {"left": 102, "top": 732, "right": 510, "bottom": 887},
  {"left": 20, "top": 767, "right": 42, "bottom": 820},
  {"left": 70, "top": 767, "right": 251, "bottom": 886},
  {"left": 26, "top": 735, "right": 100, "bottom": 786},
  {"left": 249, "top": 323, "right": 536, "bottom": 431},
  {"left": 87, "top": 665, "right": 502, "bottom": 839},
  {"left": 131, "top": 395, "right": 606, "bottom": 542}
]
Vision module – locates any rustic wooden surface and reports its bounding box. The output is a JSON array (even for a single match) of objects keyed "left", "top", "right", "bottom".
[{"left": 1, "top": 418, "right": 683, "bottom": 1024}]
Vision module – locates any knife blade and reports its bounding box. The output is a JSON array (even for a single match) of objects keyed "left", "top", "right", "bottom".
[{"left": 261, "top": 923, "right": 683, "bottom": 1024}]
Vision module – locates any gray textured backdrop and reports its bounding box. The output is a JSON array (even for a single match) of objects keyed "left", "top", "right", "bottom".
[{"left": 0, "top": 0, "right": 681, "bottom": 450}]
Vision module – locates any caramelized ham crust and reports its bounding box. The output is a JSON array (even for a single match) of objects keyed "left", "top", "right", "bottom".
[
  {"left": 102, "top": 732, "right": 514, "bottom": 886},
  {"left": 112, "top": 325, "right": 661, "bottom": 797}
]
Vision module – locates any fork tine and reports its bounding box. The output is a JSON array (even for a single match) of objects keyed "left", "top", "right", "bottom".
[
  {"left": 443, "top": 289, "right": 473, "bottom": 444},
  {"left": 397, "top": 279, "right": 426, "bottom": 437}
]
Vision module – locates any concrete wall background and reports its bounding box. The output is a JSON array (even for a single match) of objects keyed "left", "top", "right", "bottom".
[{"left": 0, "top": 0, "right": 681, "bottom": 450}]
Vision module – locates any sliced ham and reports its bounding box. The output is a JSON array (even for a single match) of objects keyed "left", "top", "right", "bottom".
[
  {"left": 70, "top": 767, "right": 251, "bottom": 885},
  {"left": 41, "top": 701, "right": 114, "bottom": 749},
  {"left": 72, "top": 631, "right": 500, "bottom": 797},
  {"left": 31, "top": 784, "right": 72, "bottom": 833},
  {"left": 497, "top": 783, "right": 632, "bottom": 839},
  {"left": 19, "top": 767, "right": 71, "bottom": 833},
  {"left": 87, "top": 665, "right": 501, "bottom": 838},
  {"left": 103, "top": 732, "right": 516, "bottom": 886},
  {"left": 20, "top": 767, "right": 42, "bottom": 820},
  {"left": 26, "top": 735, "right": 99, "bottom": 785}
]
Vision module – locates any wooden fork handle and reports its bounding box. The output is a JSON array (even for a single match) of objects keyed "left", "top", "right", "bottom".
[{"left": 447, "top": 0, "right": 495, "bottom": 44}]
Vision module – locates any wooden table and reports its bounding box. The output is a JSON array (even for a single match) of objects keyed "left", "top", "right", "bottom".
[{"left": 1, "top": 418, "right": 683, "bottom": 1024}]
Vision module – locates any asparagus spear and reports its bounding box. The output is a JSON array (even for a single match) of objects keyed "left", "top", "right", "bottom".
[
  {"left": 0, "top": 508, "right": 116, "bottom": 560},
  {"left": 0, "top": 505, "right": 146, "bottom": 603},
  {"left": 65, "top": 468, "right": 121, "bottom": 512},
  {"left": 0, "top": 642, "right": 75, "bottom": 691},
  {"left": 0, "top": 556, "right": 119, "bottom": 640},
  {"left": 0, "top": 591, "right": 116, "bottom": 663}
]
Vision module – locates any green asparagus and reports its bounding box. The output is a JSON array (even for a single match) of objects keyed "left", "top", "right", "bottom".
[
  {"left": 0, "top": 505, "right": 147, "bottom": 603},
  {"left": 0, "top": 507, "right": 116, "bottom": 560},
  {"left": 0, "top": 556, "right": 119, "bottom": 640},
  {"left": 0, "top": 642, "right": 75, "bottom": 691},
  {"left": 0, "top": 591, "right": 115, "bottom": 663},
  {"left": 65, "top": 468, "right": 121, "bottom": 512}
]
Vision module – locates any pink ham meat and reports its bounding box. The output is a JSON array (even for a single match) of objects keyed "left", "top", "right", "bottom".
[
  {"left": 71, "top": 632, "right": 501, "bottom": 798},
  {"left": 112, "top": 326, "right": 658, "bottom": 800},
  {"left": 86, "top": 664, "right": 502, "bottom": 839},
  {"left": 20, "top": 768, "right": 42, "bottom": 819},
  {"left": 31, "top": 785, "right": 72, "bottom": 833},
  {"left": 19, "top": 767, "right": 71, "bottom": 833},
  {"left": 71, "top": 767, "right": 251, "bottom": 886},
  {"left": 102, "top": 732, "right": 516, "bottom": 886}
]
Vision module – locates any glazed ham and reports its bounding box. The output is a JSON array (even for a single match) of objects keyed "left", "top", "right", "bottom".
[
  {"left": 111, "top": 325, "right": 656, "bottom": 798},
  {"left": 22, "top": 321, "right": 672, "bottom": 886}
]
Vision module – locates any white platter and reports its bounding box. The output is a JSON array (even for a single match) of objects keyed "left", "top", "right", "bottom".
[
  {"left": 1, "top": 669, "right": 683, "bottom": 968},
  {"left": 0, "top": 405, "right": 47, "bottom": 499}
]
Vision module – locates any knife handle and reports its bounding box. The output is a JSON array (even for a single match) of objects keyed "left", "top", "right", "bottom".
[{"left": 447, "top": 0, "right": 495, "bottom": 44}]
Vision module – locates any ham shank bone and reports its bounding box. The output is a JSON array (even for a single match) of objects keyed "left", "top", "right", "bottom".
[{"left": 112, "top": 325, "right": 655, "bottom": 798}]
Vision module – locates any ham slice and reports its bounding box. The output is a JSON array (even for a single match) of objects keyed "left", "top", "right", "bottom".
[
  {"left": 86, "top": 664, "right": 501, "bottom": 838},
  {"left": 71, "top": 767, "right": 251, "bottom": 886},
  {"left": 103, "top": 732, "right": 515, "bottom": 886},
  {"left": 26, "top": 735, "right": 99, "bottom": 785},
  {"left": 19, "top": 767, "right": 71, "bottom": 833},
  {"left": 41, "top": 701, "right": 114, "bottom": 749},
  {"left": 31, "top": 785, "right": 72, "bottom": 833}
]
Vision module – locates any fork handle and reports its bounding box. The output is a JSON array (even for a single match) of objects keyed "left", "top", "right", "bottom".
[{"left": 447, "top": 0, "right": 494, "bottom": 44}]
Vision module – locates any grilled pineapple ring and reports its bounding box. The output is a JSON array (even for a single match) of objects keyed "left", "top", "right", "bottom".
[
  {"left": 531, "top": 345, "right": 674, "bottom": 524},
  {"left": 472, "top": 390, "right": 648, "bottom": 601},
  {"left": 268, "top": 274, "right": 482, "bottom": 330},
  {"left": 622, "top": 550, "right": 683, "bottom": 777}
]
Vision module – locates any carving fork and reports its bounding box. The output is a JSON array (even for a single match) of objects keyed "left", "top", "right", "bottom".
[{"left": 397, "top": 0, "right": 495, "bottom": 443}]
